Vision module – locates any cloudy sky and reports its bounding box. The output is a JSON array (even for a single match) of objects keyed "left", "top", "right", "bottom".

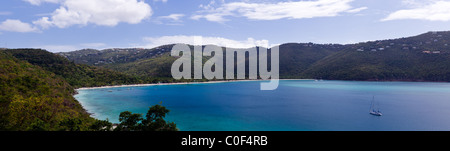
[{"left": 1, "top": 0, "right": 450, "bottom": 52}]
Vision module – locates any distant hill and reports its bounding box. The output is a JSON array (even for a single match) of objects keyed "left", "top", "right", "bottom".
[
  {"left": 6, "top": 49, "right": 142, "bottom": 88},
  {"left": 302, "top": 31, "right": 450, "bottom": 81},
  {"left": 58, "top": 45, "right": 174, "bottom": 66},
  {"left": 58, "top": 44, "right": 343, "bottom": 79},
  {"left": 278, "top": 43, "right": 344, "bottom": 78},
  {"left": 57, "top": 45, "right": 178, "bottom": 81},
  {"left": 59, "top": 31, "right": 450, "bottom": 82}
]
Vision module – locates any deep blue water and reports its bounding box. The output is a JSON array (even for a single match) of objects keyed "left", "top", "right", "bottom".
[{"left": 75, "top": 80, "right": 450, "bottom": 131}]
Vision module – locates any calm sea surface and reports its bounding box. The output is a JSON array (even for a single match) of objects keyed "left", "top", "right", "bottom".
[{"left": 75, "top": 80, "right": 450, "bottom": 131}]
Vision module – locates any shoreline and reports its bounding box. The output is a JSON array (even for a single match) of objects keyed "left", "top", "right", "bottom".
[
  {"left": 75, "top": 78, "right": 450, "bottom": 91},
  {"left": 75, "top": 79, "right": 315, "bottom": 90}
]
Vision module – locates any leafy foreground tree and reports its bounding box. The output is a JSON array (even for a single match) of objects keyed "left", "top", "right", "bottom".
[
  {"left": 90, "top": 105, "right": 178, "bottom": 131},
  {"left": 89, "top": 119, "right": 113, "bottom": 131},
  {"left": 142, "top": 104, "right": 177, "bottom": 131}
]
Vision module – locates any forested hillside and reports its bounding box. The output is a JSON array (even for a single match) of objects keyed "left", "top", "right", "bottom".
[
  {"left": 0, "top": 51, "right": 93, "bottom": 130},
  {"left": 0, "top": 50, "right": 178, "bottom": 131},
  {"left": 302, "top": 31, "right": 450, "bottom": 81},
  {"left": 6, "top": 49, "right": 143, "bottom": 88},
  {"left": 59, "top": 31, "right": 450, "bottom": 82}
]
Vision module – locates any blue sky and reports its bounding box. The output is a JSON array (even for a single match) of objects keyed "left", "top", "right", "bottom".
[{"left": 1, "top": 0, "right": 450, "bottom": 52}]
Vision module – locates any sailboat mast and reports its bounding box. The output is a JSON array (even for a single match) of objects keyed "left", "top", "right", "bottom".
[{"left": 370, "top": 96, "right": 374, "bottom": 111}]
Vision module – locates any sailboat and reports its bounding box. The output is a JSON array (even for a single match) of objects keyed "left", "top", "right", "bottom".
[{"left": 369, "top": 96, "right": 382, "bottom": 116}]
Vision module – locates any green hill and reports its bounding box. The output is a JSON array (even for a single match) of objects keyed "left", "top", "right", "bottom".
[
  {"left": 6, "top": 49, "right": 142, "bottom": 88},
  {"left": 59, "top": 44, "right": 342, "bottom": 80},
  {"left": 0, "top": 51, "right": 93, "bottom": 130},
  {"left": 59, "top": 31, "right": 450, "bottom": 82},
  {"left": 278, "top": 43, "right": 343, "bottom": 78},
  {"left": 101, "top": 53, "right": 178, "bottom": 82},
  {"left": 302, "top": 31, "right": 450, "bottom": 81},
  {"left": 58, "top": 45, "right": 174, "bottom": 66},
  {"left": 0, "top": 49, "right": 179, "bottom": 131}
]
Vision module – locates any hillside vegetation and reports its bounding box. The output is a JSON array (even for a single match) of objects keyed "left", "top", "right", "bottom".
[
  {"left": 60, "top": 31, "right": 450, "bottom": 82},
  {"left": 302, "top": 31, "right": 450, "bottom": 81},
  {"left": 6, "top": 49, "right": 142, "bottom": 88},
  {"left": 0, "top": 51, "right": 93, "bottom": 130},
  {"left": 0, "top": 50, "right": 178, "bottom": 131}
]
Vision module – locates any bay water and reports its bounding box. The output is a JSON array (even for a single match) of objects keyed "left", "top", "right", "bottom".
[{"left": 75, "top": 80, "right": 450, "bottom": 131}]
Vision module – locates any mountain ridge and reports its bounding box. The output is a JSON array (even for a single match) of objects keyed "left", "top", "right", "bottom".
[{"left": 57, "top": 31, "right": 450, "bottom": 82}]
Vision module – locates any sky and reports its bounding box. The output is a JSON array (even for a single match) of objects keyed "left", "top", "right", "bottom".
[{"left": 1, "top": 0, "right": 450, "bottom": 52}]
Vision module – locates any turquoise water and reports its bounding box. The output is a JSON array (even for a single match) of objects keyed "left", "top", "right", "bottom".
[{"left": 75, "top": 80, "right": 450, "bottom": 131}]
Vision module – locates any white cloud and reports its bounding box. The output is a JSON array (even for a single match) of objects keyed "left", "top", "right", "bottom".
[
  {"left": 154, "top": 14, "right": 185, "bottom": 25},
  {"left": 142, "top": 35, "right": 273, "bottom": 48},
  {"left": 199, "top": 0, "right": 220, "bottom": 10},
  {"left": 382, "top": 1, "right": 450, "bottom": 21},
  {"left": 154, "top": 0, "right": 168, "bottom": 3},
  {"left": 33, "top": 0, "right": 152, "bottom": 28},
  {"left": 346, "top": 7, "right": 368, "bottom": 13},
  {"left": 33, "top": 17, "right": 52, "bottom": 29},
  {"left": 400, "top": 0, "right": 438, "bottom": 7},
  {"left": 0, "top": 19, "right": 39, "bottom": 33},
  {"left": 159, "top": 14, "right": 185, "bottom": 21},
  {"left": 192, "top": 0, "right": 366, "bottom": 22},
  {"left": 23, "top": 0, "right": 60, "bottom": 6}
]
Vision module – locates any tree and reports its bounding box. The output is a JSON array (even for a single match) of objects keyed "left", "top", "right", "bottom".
[
  {"left": 89, "top": 119, "right": 113, "bottom": 131},
  {"left": 142, "top": 105, "right": 177, "bottom": 131},
  {"left": 115, "top": 111, "right": 143, "bottom": 131},
  {"left": 113, "top": 104, "right": 178, "bottom": 131},
  {"left": 59, "top": 118, "right": 83, "bottom": 131},
  {"left": 27, "top": 119, "right": 49, "bottom": 131}
]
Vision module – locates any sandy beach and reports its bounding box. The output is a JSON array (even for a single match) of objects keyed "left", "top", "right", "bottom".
[{"left": 75, "top": 79, "right": 314, "bottom": 90}]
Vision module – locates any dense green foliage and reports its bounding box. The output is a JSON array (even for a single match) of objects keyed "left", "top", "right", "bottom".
[
  {"left": 302, "top": 32, "right": 450, "bottom": 81},
  {"left": 5, "top": 49, "right": 142, "bottom": 88},
  {"left": 94, "top": 105, "right": 178, "bottom": 131},
  {"left": 278, "top": 43, "right": 343, "bottom": 78},
  {"left": 0, "top": 51, "right": 94, "bottom": 130},
  {"left": 58, "top": 45, "right": 174, "bottom": 66},
  {"left": 61, "top": 31, "right": 450, "bottom": 82},
  {"left": 102, "top": 53, "right": 178, "bottom": 80},
  {"left": 0, "top": 50, "right": 178, "bottom": 131}
]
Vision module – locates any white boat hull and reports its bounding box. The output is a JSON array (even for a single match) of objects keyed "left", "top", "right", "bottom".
[{"left": 370, "top": 111, "right": 382, "bottom": 116}]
